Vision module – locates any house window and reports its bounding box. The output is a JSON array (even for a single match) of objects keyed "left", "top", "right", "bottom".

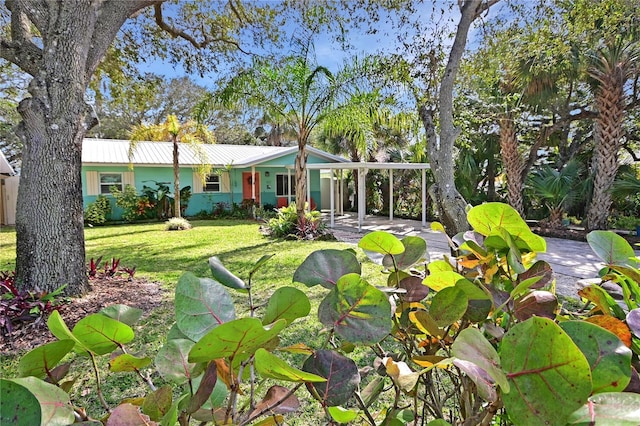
[
  {"left": 100, "top": 173, "right": 123, "bottom": 194},
  {"left": 204, "top": 174, "right": 221, "bottom": 192},
  {"left": 276, "top": 174, "right": 295, "bottom": 197}
]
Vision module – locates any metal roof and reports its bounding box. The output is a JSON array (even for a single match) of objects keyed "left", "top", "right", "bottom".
[{"left": 82, "top": 139, "right": 348, "bottom": 167}]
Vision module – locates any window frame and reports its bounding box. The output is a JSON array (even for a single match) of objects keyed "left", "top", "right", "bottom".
[
  {"left": 204, "top": 174, "right": 221, "bottom": 192},
  {"left": 275, "top": 173, "right": 295, "bottom": 197},
  {"left": 99, "top": 172, "right": 123, "bottom": 194}
]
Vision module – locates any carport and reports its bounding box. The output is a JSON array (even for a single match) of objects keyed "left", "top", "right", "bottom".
[{"left": 288, "top": 162, "right": 431, "bottom": 231}]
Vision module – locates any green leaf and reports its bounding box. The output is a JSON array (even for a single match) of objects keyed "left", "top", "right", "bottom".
[
  {"left": 501, "top": 317, "right": 592, "bottom": 426},
  {"left": 293, "top": 249, "right": 361, "bottom": 288},
  {"left": 427, "top": 260, "right": 454, "bottom": 273},
  {"left": 142, "top": 385, "right": 173, "bottom": 422},
  {"left": 100, "top": 305, "right": 143, "bottom": 326},
  {"left": 10, "top": 377, "right": 74, "bottom": 425},
  {"left": 328, "top": 406, "right": 358, "bottom": 423},
  {"left": 382, "top": 236, "right": 427, "bottom": 270},
  {"left": 248, "top": 253, "right": 275, "bottom": 277},
  {"left": 189, "top": 318, "right": 286, "bottom": 363},
  {"left": 208, "top": 256, "right": 247, "bottom": 291},
  {"left": 567, "top": 392, "right": 640, "bottom": 425},
  {"left": 422, "top": 271, "right": 466, "bottom": 291},
  {"left": 467, "top": 203, "right": 546, "bottom": 252},
  {"left": 109, "top": 353, "right": 153, "bottom": 373},
  {"left": 18, "top": 340, "right": 75, "bottom": 379},
  {"left": 560, "top": 321, "right": 632, "bottom": 393},
  {"left": 302, "top": 350, "right": 360, "bottom": 407},
  {"left": 155, "top": 339, "right": 203, "bottom": 384},
  {"left": 426, "top": 420, "right": 452, "bottom": 426},
  {"left": 175, "top": 272, "right": 235, "bottom": 341},
  {"left": 358, "top": 231, "right": 405, "bottom": 255},
  {"left": 0, "top": 379, "right": 41, "bottom": 426},
  {"left": 71, "top": 313, "right": 134, "bottom": 355},
  {"left": 455, "top": 279, "right": 492, "bottom": 323},
  {"left": 262, "top": 286, "right": 310, "bottom": 325},
  {"left": 578, "top": 284, "right": 626, "bottom": 319},
  {"left": 254, "top": 348, "right": 326, "bottom": 382},
  {"left": 429, "top": 287, "right": 468, "bottom": 327},
  {"left": 318, "top": 273, "right": 392, "bottom": 345},
  {"left": 47, "top": 310, "right": 86, "bottom": 352},
  {"left": 587, "top": 231, "right": 638, "bottom": 267},
  {"left": 452, "top": 328, "right": 509, "bottom": 392}
]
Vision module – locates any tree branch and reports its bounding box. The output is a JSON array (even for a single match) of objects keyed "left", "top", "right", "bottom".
[
  {"left": 153, "top": 3, "right": 251, "bottom": 55},
  {"left": 1, "top": 0, "right": 44, "bottom": 75}
]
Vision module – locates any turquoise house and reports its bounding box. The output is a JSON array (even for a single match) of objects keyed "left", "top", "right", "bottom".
[{"left": 81, "top": 139, "right": 349, "bottom": 219}]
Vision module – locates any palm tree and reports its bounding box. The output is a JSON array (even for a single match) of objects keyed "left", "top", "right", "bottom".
[
  {"left": 585, "top": 41, "right": 639, "bottom": 230},
  {"left": 129, "top": 115, "right": 214, "bottom": 218},
  {"left": 527, "top": 161, "right": 582, "bottom": 228},
  {"left": 197, "top": 37, "right": 369, "bottom": 221}
]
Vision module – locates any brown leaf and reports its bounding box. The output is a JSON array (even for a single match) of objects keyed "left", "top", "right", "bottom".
[
  {"left": 585, "top": 315, "right": 632, "bottom": 347},
  {"left": 249, "top": 385, "right": 299, "bottom": 420}
]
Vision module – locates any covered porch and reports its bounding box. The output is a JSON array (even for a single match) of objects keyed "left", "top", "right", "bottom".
[{"left": 291, "top": 162, "right": 431, "bottom": 231}]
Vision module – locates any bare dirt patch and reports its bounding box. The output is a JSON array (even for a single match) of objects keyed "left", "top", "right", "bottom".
[{"left": 1, "top": 276, "right": 166, "bottom": 355}]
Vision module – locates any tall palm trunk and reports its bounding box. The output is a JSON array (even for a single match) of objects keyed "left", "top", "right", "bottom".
[
  {"left": 172, "top": 135, "right": 181, "bottom": 218},
  {"left": 499, "top": 112, "right": 525, "bottom": 216},
  {"left": 585, "top": 45, "right": 631, "bottom": 231}
]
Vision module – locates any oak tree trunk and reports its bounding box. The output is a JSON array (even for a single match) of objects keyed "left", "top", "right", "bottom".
[{"left": 3, "top": 1, "right": 156, "bottom": 295}]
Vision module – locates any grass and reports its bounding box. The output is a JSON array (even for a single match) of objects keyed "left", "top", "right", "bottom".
[{"left": 0, "top": 219, "right": 388, "bottom": 423}]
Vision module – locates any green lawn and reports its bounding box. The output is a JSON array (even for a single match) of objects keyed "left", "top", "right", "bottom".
[{"left": 0, "top": 220, "right": 385, "bottom": 423}]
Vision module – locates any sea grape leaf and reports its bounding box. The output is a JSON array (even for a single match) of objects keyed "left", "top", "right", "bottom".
[
  {"left": 189, "top": 318, "right": 287, "bottom": 363},
  {"left": 175, "top": 272, "right": 235, "bottom": 341},
  {"left": 455, "top": 280, "right": 493, "bottom": 323},
  {"left": 327, "top": 406, "right": 358, "bottom": 424},
  {"left": 383, "top": 357, "right": 420, "bottom": 392},
  {"left": 451, "top": 328, "right": 509, "bottom": 392},
  {"left": 501, "top": 317, "right": 592, "bottom": 426},
  {"left": 467, "top": 202, "right": 546, "bottom": 252},
  {"left": 159, "top": 394, "right": 188, "bottom": 426},
  {"left": 318, "top": 273, "right": 392, "bottom": 345},
  {"left": 141, "top": 385, "right": 173, "bottom": 422},
  {"left": 208, "top": 256, "right": 246, "bottom": 291},
  {"left": 249, "top": 385, "right": 300, "bottom": 419},
  {"left": 382, "top": 236, "right": 427, "bottom": 270},
  {"left": 262, "top": 286, "right": 310, "bottom": 325},
  {"left": 302, "top": 350, "right": 360, "bottom": 407},
  {"left": 166, "top": 323, "right": 190, "bottom": 341},
  {"left": 186, "top": 361, "right": 218, "bottom": 414},
  {"left": 0, "top": 379, "right": 41, "bottom": 426},
  {"left": 18, "top": 339, "right": 75, "bottom": 379},
  {"left": 254, "top": 348, "right": 326, "bottom": 382},
  {"left": 109, "top": 354, "right": 153, "bottom": 373},
  {"left": 293, "top": 249, "right": 361, "bottom": 289},
  {"left": 427, "top": 260, "right": 454, "bottom": 273},
  {"left": 10, "top": 377, "right": 74, "bottom": 426},
  {"left": 252, "top": 415, "right": 285, "bottom": 425},
  {"left": 567, "top": 392, "right": 640, "bottom": 425},
  {"left": 578, "top": 284, "right": 626, "bottom": 319},
  {"left": 100, "top": 305, "right": 143, "bottom": 326},
  {"left": 452, "top": 359, "right": 497, "bottom": 402},
  {"left": 587, "top": 231, "right": 638, "bottom": 267},
  {"left": 628, "top": 309, "right": 640, "bottom": 337},
  {"left": 358, "top": 231, "right": 405, "bottom": 255},
  {"left": 409, "top": 310, "right": 443, "bottom": 338},
  {"left": 518, "top": 261, "right": 554, "bottom": 289},
  {"left": 47, "top": 310, "right": 86, "bottom": 353},
  {"left": 398, "top": 275, "right": 430, "bottom": 302},
  {"left": 426, "top": 420, "right": 452, "bottom": 426},
  {"left": 429, "top": 286, "right": 468, "bottom": 327},
  {"left": 106, "top": 403, "right": 154, "bottom": 426},
  {"left": 155, "top": 339, "right": 202, "bottom": 384},
  {"left": 72, "top": 313, "right": 134, "bottom": 355},
  {"left": 422, "top": 271, "right": 466, "bottom": 292},
  {"left": 560, "top": 321, "right": 632, "bottom": 393},
  {"left": 585, "top": 315, "right": 632, "bottom": 348},
  {"left": 248, "top": 253, "right": 276, "bottom": 277},
  {"left": 513, "top": 291, "right": 558, "bottom": 321},
  {"left": 498, "top": 227, "right": 525, "bottom": 274}
]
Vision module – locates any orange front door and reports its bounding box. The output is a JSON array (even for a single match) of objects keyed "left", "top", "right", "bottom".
[{"left": 242, "top": 172, "right": 260, "bottom": 204}]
